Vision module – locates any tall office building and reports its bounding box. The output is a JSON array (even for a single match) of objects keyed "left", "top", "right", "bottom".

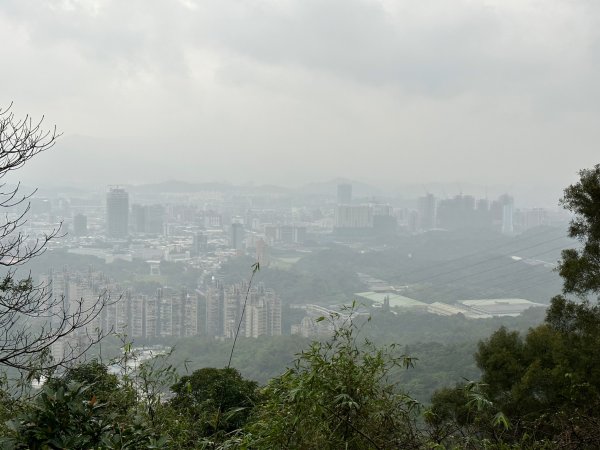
[
  {"left": 129, "top": 294, "right": 147, "bottom": 338},
  {"left": 131, "top": 204, "right": 146, "bottom": 233},
  {"left": 500, "top": 194, "right": 515, "bottom": 235},
  {"left": 106, "top": 187, "right": 129, "bottom": 238},
  {"left": 145, "top": 204, "right": 165, "bottom": 234},
  {"left": 131, "top": 204, "right": 165, "bottom": 234},
  {"left": 437, "top": 194, "right": 478, "bottom": 230},
  {"left": 337, "top": 183, "right": 352, "bottom": 204}
]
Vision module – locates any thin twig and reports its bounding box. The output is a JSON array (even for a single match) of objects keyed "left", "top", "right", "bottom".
[
  {"left": 214, "top": 262, "right": 260, "bottom": 441},
  {"left": 226, "top": 262, "right": 260, "bottom": 370}
]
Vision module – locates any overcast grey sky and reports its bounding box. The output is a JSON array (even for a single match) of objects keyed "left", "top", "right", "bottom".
[{"left": 1, "top": 0, "right": 599, "bottom": 203}]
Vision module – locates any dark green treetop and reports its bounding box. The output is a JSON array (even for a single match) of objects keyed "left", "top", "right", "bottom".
[{"left": 559, "top": 164, "right": 600, "bottom": 296}]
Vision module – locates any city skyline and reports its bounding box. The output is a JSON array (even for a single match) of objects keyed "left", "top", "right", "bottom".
[{"left": 3, "top": 175, "right": 573, "bottom": 210}]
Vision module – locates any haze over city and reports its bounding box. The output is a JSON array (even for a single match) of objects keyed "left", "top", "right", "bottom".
[
  {"left": 2, "top": 0, "right": 600, "bottom": 207},
  {"left": 4, "top": 1, "right": 600, "bottom": 447}
]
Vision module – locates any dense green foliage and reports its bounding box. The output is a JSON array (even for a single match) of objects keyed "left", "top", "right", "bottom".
[
  {"left": 0, "top": 362, "right": 166, "bottom": 449},
  {"left": 165, "top": 307, "right": 544, "bottom": 403},
  {"left": 427, "top": 165, "right": 600, "bottom": 449},
  {"left": 0, "top": 301, "right": 596, "bottom": 449},
  {"left": 169, "top": 368, "right": 259, "bottom": 443},
  {"left": 428, "top": 297, "right": 600, "bottom": 448},
  {"left": 242, "top": 312, "right": 422, "bottom": 449},
  {"left": 559, "top": 164, "right": 600, "bottom": 295}
]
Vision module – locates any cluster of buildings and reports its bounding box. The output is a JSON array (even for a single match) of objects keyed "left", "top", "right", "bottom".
[
  {"left": 25, "top": 184, "right": 570, "bottom": 271},
  {"left": 415, "top": 193, "right": 515, "bottom": 234},
  {"left": 414, "top": 192, "right": 566, "bottom": 235},
  {"left": 426, "top": 298, "right": 547, "bottom": 319},
  {"left": 67, "top": 187, "right": 315, "bottom": 264},
  {"left": 290, "top": 268, "right": 548, "bottom": 337},
  {"left": 204, "top": 280, "right": 282, "bottom": 339},
  {"left": 333, "top": 184, "right": 397, "bottom": 236},
  {"left": 41, "top": 268, "right": 199, "bottom": 339},
  {"left": 40, "top": 268, "right": 282, "bottom": 361},
  {"left": 331, "top": 185, "right": 559, "bottom": 238},
  {"left": 352, "top": 290, "right": 546, "bottom": 320},
  {"left": 21, "top": 182, "right": 570, "bottom": 346}
]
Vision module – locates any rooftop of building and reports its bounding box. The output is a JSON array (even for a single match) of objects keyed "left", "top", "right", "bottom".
[
  {"left": 459, "top": 298, "right": 546, "bottom": 307},
  {"left": 427, "top": 302, "right": 493, "bottom": 319},
  {"left": 354, "top": 291, "right": 427, "bottom": 308},
  {"left": 458, "top": 298, "right": 547, "bottom": 317}
]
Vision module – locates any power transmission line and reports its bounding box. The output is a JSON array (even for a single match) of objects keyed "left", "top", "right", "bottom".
[
  {"left": 393, "top": 227, "right": 564, "bottom": 281},
  {"left": 404, "top": 235, "right": 568, "bottom": 286}
]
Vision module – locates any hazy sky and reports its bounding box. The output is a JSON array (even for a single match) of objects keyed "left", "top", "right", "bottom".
[{"left": 1, "top": 0, "right": 599, "bottom": 203}]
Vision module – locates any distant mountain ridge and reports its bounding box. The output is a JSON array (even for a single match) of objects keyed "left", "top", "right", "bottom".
[{"left": 130, "top": 180, "right": 293, "bottom": 195}]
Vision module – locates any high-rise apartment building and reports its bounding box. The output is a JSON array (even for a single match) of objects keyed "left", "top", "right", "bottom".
[
  {"left": 131, "top": 204, "right": 165, "bottom": 234},
  {"left": 437, "top": 194, "right": 480, "bottom": 230},
  {"left": 204, "top": 281, "right": 282, "bottom": 339},
  {"left": 144, "top": 297, "right": 159, "bottom": 338},
  {"left": 205, "top": 280, "right": 224, "bottom": 337},
  {"left": 131, "top": 204, "right": 145, "bottom": 233},
  {"left": 223, "top": 283, "right": 244, "bottom": 338},
  {"left": 334, "top": 205, "right": 373, "bottom": 229},
  {"left": 106, "top": 187, "right": 129, "bottom": 238},
  {"left": 41, "top": 268, "right": 200, "bottom": 354},
  {"left": 245, "top": 286, "right": 282, "bottom": 338}
]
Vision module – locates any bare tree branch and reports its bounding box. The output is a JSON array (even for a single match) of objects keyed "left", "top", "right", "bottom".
[{"left": 0, "top": 104, "right": 109, "bottom": 373}]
